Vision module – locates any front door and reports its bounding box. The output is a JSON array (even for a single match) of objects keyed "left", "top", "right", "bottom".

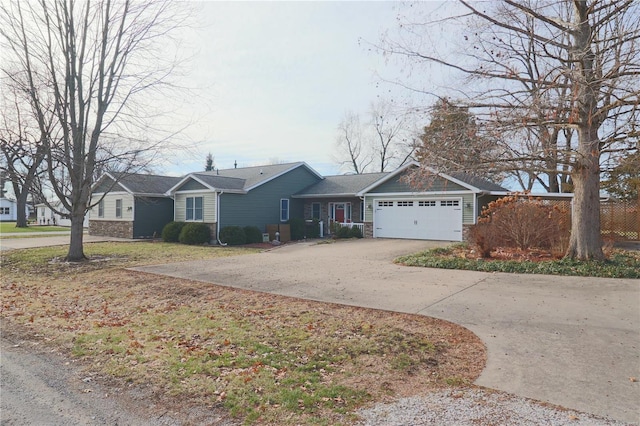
[{"left": 334, "top": 203, "right": 345, "bottom": 223}]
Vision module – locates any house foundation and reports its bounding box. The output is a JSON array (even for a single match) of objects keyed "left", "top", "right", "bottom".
[{"left": 89, "top": 220, "right": 133, "bottom": 239}]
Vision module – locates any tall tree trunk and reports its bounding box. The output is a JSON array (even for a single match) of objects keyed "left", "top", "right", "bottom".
[
  {"left": 566, "top": 129, "right": 603, "bottom": 260},
  {"left": 14, "top": 188, "right": 29, "bottom": 227},
  {"left": 66, "top": 204, "right": 86, "bottom": 261}
]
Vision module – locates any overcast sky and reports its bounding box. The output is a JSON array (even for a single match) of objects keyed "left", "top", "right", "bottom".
[{"left": 166, "top": 1, "right": 450, "bottom": 177}]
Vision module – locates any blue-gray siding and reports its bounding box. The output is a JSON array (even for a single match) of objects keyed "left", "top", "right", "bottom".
[
  {"left": 369, "top": 173, "right": 466, "bottom": 193},
  {"left": 219, "top": 167, "right": 320, "bottom": 231},
  {"left": 133, "top": 197, "right": 174, "bottom": 238},
  {"left": 176, "top": 179, "right": 208, "bottom": 191}
]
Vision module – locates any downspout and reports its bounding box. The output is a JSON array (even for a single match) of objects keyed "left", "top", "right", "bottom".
[
  {"left": 359, "top": 196, "right": 366, "bottom": 237},
  {"left": 216, "top": 190, "right": 227, "bottom": 246}
]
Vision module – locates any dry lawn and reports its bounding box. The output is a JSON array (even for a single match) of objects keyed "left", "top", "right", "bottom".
[{"left": 1, "top": 241, "right": 485, "bottom": 425}]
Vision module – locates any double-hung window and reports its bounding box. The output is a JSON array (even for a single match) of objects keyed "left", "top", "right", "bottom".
[
  {"left": 186, "top": 196, "right": 203, "bottom": 221},
  {"left": 280, "top": 198, "right": 289, "bottom": 222},
  {"left": 98, "top": 200, "right": 104, "bottom": 218},
  {"left": 311, "top": 202, "right": 321, "bottom": 220},
  {"left": 115, "top": 199, "right": 122, "bottom": 218}
]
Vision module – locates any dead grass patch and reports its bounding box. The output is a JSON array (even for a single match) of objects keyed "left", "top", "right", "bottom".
[{"left": 1, "top": 242, "right": 485, "bottom": 425}]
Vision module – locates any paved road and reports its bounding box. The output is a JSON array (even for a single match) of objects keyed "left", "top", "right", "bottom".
[
  {"left": 133, "top": 239, "right": 640, "bottom": 424},
  {"left": 0, "top": 234, "right": 135, "bottom": 251},
  {"left": 0, "top": 330, "right": 148, "bottom": 425}
]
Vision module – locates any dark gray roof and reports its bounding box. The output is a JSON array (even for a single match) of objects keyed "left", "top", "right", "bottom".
[
  {"left": 196, "top": 162, "right": 312, "bottom": 191},
  {"left": 295, "top": 172, "right": 389, "bottom": 197},
  {"left": 448, "top": 172, "right": 509, "bottom": 192},
  {"left": 190, "top": 174, "right": 246, "bottom": 191},
  {"left": 110, "top": 173, "right": 181, "bottom": 194}
]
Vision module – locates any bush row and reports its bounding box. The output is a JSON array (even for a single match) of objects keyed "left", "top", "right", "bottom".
[
  {"left": 219, "top": 225, "right": 264, "bottom": 245},
  {"left": 161, "top": 218, "right": 326, "bottom": 246},
  {"left": 332, "top": 223, "right": 363, "bottom": 239},
  {"left": 161, "top": 221, "right": 211, "bottom": 245}
]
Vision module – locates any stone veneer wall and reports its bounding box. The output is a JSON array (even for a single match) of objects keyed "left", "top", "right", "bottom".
[
  {"left": 364, "top": 222, "right": 374, "bottom": 238},
  {"left": 89, "top": 220, "right": 133, "bottom": 239},
  {"left": 462, "top": 224, "right": 473, "bottom": 242}
]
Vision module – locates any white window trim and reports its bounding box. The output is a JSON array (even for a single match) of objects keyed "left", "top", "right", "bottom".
[
  {"left": 330, "top": 202, "right": 351, "bottom": 222},
  {"left": 280, "top": 198, "right": 290, "bottom": 222},
  {"left": 186, "top": 196, "right": 204, "bottom": 221},
  {"left": 115, "top": 199, "right": 122, "bottom": 218},
  {"left": 311, "top": 202, "right": 321, "bottom": 220},
  {"left": 98, "top": 200, "right": 104, "bottom": 218}
]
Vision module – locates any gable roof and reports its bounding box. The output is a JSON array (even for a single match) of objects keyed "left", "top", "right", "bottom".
[
  {"left": 448, "top": 172, "right": 509, "bottom": 193},
  {"left": 356, "top": 161, "right": 509, "bottom": 196},
  {"left": 168, "top": 162, "right": 323, "bottom": 194},
  {"left": 94, "top": 173, "right": 182, "bottom": 196},
  {"left": 294, "top": 172, "right": 389, "bottom": 198}
]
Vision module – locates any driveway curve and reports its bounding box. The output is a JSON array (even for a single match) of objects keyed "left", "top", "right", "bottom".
[{"left": 133, "top": 239, "right": 640, "bottom": 423}]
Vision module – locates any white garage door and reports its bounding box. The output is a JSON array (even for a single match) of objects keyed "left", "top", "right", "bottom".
[{"left": 373, "top": 199, "right": 463, "bottom": 241}]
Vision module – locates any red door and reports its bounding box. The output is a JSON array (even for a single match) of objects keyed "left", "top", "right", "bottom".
[{"left": 334, "top": 204, "right": 345, "bottom": 222}]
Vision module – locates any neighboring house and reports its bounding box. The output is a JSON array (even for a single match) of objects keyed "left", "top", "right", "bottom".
[
  {"left": 89, "top": 173, "right": 181, "bottom": 239},
  {"left": 0, "top": 197, "right": 18, "bottom": 222},
  {"left": 296, "top": 162, "right": 509, "bottom": 241},
  {"left": 35, "top": 201, "right": 89, "bottom": 227},
  {"left": 166, "top": 162, "right": 323, "bottom": 241}
]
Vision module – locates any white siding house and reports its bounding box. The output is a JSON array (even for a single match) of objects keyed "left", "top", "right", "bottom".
[
  {"left": 0, "top": 198, "right": 18, "bottom": 222},
  {"left": 36, "top": 201, "right": 89, "bottom": 227}
]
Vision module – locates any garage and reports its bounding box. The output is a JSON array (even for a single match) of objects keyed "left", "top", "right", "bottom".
[{"left": 373, "top": 198, "right": 463, "bottom": 241}]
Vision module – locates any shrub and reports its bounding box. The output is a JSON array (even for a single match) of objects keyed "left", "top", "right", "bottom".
[
  {"left": 468, "top": 222, "right": 499, "bottom": 258},
  {"left": 219, "top": 226, "right": 247, "bottom": 245},
  {"left": 469, "top": 195, "right": 570, "bottom": 257},
  {"left": 243, "top": 226, "right": 263, "bottom": 244},
  {"left": 306, "top": 219, "right": 320, "bottom": 239},
  {"left": 161, "top": 221, "right": 185, "bottom": 243},
  {"left": 348, "top": 226, "right": 363, "bottom": 238},
  {"left": 335, "top": 224, "right": 351, "bottom": 239},
  {"left": 288, "top": 218, "right": 306, "bottom": 240},
  {"left": 178, "top": 223, "right": 211, "bottom": 245}
]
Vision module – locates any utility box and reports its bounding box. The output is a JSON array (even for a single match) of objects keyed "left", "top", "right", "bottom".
[{"left": 262, "top": 233, "right": 269, "bottom": 243}]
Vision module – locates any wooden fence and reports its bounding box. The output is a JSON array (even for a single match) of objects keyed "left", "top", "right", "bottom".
[
  {"left": 601, "top": 199, "right": 639, "bottom": 241},
  {"left": 545, "top": 198, "right": 639, "bottom": 241}
]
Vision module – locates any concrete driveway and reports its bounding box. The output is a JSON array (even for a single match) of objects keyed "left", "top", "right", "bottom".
[{"left": 134, "top": 239, "right": 640, "bottom": 423}]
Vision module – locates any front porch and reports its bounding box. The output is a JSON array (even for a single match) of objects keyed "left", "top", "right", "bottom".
[{"left": 302, "top": 198, "right": 366, "bottom": 237}]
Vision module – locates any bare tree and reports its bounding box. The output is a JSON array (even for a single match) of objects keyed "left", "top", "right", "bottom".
[
  {"left": 369, "top": 99, "right": 414, "bottom": 173},
  {"left": 0, "top": 0, "right": 191, "bottom": 260},
  {"left": 333, "top": 111, "right": 372, "bottom": 174},
  {"left": 381, "top": 0, "right": 640, "bottom": 260},
  {"left": 0, "top": 81, "right": 54, "bottom": 227},
  {"left": 334, "top": 101, "right": 415, "bottom": 174}
]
